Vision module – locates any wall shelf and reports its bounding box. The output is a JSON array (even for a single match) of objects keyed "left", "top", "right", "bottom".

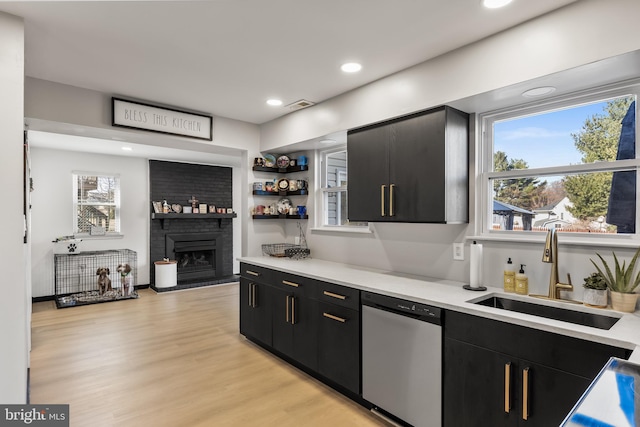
[
  {"left": 152, "top": 212, "right": 237, "bottom": 229},
  {"left": 253, "top": 165, "right": 308, "bottom": 173},
  {"left": 253, "top": 189, "right": 308, "bottom": 197},
  {"left": 252, "top": 214, "right": 308, "bottom": 220}
]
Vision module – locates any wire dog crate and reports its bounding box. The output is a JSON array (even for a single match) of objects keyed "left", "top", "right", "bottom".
[{"left": 54, "top": 249, "right": 138, "bottom": 308}]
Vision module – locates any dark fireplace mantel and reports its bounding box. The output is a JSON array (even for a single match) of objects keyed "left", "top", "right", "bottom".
[{"left": 152, "top": 212, "right": 237, "bottom": 229}]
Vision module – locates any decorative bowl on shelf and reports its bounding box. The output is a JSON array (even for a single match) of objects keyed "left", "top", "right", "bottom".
[
  {"left": 264, "top": 154, "right": 276, "bottom": 168},
  {"left": 277, "top": 155, "right": 290, "bottom": 169}
]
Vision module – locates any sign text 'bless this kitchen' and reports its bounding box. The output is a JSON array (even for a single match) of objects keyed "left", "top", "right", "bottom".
[{"left": 112, "top": 97, "right": 213, "bottom": 141}]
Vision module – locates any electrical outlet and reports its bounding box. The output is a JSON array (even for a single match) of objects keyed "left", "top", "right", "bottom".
[{"left": 453, "top": 243, "right": 464, "bottom": 261}]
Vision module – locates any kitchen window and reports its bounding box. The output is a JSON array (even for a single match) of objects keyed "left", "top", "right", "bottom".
[
  {"left": 479, "top": 82, "right": 639, "bottom": 240},
  {"left": 73, "top": 172, "right": 121, "bottom": 236},
  {"left": 318, "top": 148, "right": 367, "bottom": 229}
]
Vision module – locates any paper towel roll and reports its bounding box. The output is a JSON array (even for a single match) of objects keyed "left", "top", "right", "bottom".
[{"left": 470, "top": 242, "right": 483, "bottom": 288}]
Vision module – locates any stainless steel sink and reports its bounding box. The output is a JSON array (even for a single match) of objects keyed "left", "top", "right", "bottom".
[{"left": 471, "top": 295, "right": 621, "bottom": 330}]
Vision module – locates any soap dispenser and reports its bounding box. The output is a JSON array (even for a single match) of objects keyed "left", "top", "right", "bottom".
[
  {"left": 515, "top": 264, "right": 529, "bottom": 295},
  {"left": 503, "top": 258, "right": 516, "bottom": 293}
]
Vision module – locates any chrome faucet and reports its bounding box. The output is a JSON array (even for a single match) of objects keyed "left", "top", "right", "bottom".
[{"left": 541, "top": 228, "right": 573, "bottom": 300}]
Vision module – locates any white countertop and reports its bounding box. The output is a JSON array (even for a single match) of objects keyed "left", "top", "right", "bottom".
[{"left": 239, "top": 256, "right": 640, "bottom": 361}]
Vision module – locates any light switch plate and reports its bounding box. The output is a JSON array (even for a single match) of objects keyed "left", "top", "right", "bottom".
[{"left": 453, "top": 243, "right": 464, "bottom": 261}]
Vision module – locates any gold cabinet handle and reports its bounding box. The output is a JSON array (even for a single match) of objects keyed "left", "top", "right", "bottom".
[
  {"left": 390, "top": 184, "right": 395, "bottom": 216},
  {"left": 323, "top": 312, "right": 346, "bottom": 323},
  {"left": 282, "top": 280, "right": 299, "bottom": 288},
  {"left": 323, "top": 290, "right": 346, "bottom": 300},
  {"left": 251, "top": 284, "right": 257, "bottom": 308},
  {"left": 291, "top": 297, "right": 296, "bottom": 325},
  {"left": 504, "top": 363, "right": 511, "bottom": 413},
  {"left": 522, "top": 367, "right": 530, "bottom": 421},
  {"left": 381, "top": 185, "right": 386, "bottom": 217},
  {"left": 285, "top": 296, "right": 290, "bottom": 323},
  {"left": 246, "top": 270, "right": 260, "bottom": 277},
  {"left": 248, "top": 283, "right": 253, "bottom": 307}
]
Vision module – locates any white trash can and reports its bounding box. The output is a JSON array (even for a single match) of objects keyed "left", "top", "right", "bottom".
[{"left": 154, "top": 260, "right": 177, "bottom": 288}]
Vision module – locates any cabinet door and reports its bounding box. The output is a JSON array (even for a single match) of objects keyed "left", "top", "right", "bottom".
[
  {"left": 517, "top": 361, "right": 591, "bottom": 427},
  {"left": 347, "top": 124, "right": 391, "bottom": 222},
  {"left": 291, "top": 296, "right": 318, "bottom": 371},
  {"left": 239, "top": 278, "right": 272, "bottom": 345},
  {"left": 390, "top": 109, "right": 446, "bottom": 222},
  {"left": 271, "top": 287, "right": 294, "bottom": 359},
  {"left": 317, "top": 303, "right": 360, "bottom": 394},
  {"left": 444, "top": 338, "right": 517, "bottom": 427}
]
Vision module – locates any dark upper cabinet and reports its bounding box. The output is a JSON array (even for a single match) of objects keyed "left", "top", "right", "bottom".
[{"left": 347, "top": 105, "right": 469, "bottom": 223}]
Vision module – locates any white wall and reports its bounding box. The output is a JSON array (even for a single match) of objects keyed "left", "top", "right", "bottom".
[
  {"left": 261, "top": 0, "right": 640, "bottom": 149},
  {"left": 0, "top": 10, "right": 27, "bottom": 403},
  {"left": 23, "top": 78, "right": 265, "bottom": 276},
  {"left": 258, "top": 0, "right": 640, "bottom": 299},
  {"left": 30, "top": 148, "right": 150, "bottom": 298}
]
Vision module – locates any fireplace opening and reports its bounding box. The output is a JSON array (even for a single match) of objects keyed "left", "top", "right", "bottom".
[{"left": 166, "top": 233, "right": 223, "bottom": 283}]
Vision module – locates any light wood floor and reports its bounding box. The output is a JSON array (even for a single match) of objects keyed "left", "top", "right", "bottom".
[{"left": 31, "top": 284, "right": 386, "bottom": 427}]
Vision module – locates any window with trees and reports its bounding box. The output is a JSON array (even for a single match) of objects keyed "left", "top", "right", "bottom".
[
  {"left": 480, "top": 84, "right": 638, "bottom": 237},
  {"left": 319, "top": 148, "right": 366, "bottom": 228},
  {"left": 73, "top": 173, "right": 121, "bottom": 235}
]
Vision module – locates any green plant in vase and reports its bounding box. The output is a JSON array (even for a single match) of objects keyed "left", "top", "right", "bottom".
[
  {"left": 590, "top": 248, "right": 640, "bottom": 312},
  {"left": 582, "top": 272, "right": 608, "bottom": 308}
]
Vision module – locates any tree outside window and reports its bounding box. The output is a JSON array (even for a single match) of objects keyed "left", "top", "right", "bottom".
[{"left": 73, "top": 173, "right": 121, "bottom": 235}]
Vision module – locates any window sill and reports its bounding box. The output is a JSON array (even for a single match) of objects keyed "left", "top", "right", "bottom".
[
  {"left": 468, "top": 232, "right": 640, "bottom": 249},
  {"left": 74, "top": 234, "right": 124, "bottom": 240},
  {"left": 310, "top": 225, "right": 372, "bottom": 235}
]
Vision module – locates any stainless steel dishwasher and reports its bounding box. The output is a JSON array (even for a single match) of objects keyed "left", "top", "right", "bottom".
[{"left": 362, "top": 291, "right": 443, "bottom": 427}]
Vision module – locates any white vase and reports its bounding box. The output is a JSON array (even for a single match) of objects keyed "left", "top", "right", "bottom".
[
  {"left": 610, "top": 291, "right": 639, "bottom": 313},
  {"left": 583, "top": 289, "right": 608, "bottom": 308}
]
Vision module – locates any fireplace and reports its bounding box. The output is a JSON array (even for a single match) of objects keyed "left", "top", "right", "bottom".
[{"left": 165, "top": 233, "right": 223, "bottom": 284}]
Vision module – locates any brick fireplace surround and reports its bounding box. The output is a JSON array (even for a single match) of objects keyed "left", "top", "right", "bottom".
[{"left": 149, "top": 160, "right": 236, "bottom": 291}]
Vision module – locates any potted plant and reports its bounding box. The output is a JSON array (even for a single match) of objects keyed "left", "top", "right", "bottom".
[
  {"left": 582, "top": 272, "right": 608, "bottom": 308},
  {"left": 591, "top": 248, "right": 640, "bottom": 313}
]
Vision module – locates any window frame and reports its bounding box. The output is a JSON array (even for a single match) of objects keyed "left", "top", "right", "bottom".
[
  {"left": 477, "top": 81, "right": 640, "bottom": 246},
  {"left": 72, "top": 171, "right": 122, "bottom": 237},
  {"left": 313, "top": 146, "right": 370, "bottom": 232}
]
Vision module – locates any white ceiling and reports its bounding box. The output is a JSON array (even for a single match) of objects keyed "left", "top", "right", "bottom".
[{"left": 2, "top": 0, "right": 578, "bottom": 125}]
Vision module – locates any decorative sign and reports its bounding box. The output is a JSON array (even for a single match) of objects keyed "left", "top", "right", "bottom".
[{"left": 112, "top": 97, "right": 213, "bottom": 141}]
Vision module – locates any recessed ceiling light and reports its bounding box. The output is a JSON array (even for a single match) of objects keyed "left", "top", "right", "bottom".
[
  {"left": 121, "top": 147, "right": 133, "bottom": 151},
  {"left": 483, "top": 0, "right": 512, "bottom": 8},
  {"left": 320, "top": 139, "right": 337, "bottom": 144},
  {"left": 341, "top": 62, "right": 362, "bottom": 73},
  {"left": 266, "top": 99, "right": 283, "bottom": 106},
  {"left": 522, "top": 86, "right": 557, "bottom": 98}
]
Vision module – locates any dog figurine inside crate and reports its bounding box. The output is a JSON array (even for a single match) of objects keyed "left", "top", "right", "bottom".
[
  {"left": 96, "top": 267, "right": 112, "bottom": 295},
  {"left": 117, "top": 263, "right": 133, "bottom": 296}
]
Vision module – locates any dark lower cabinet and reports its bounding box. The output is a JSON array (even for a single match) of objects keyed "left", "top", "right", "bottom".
[
  {"left": 239, "top": 263, "right": 360, "bottom": 397},
  {"left": 443, "top": 311, "right": 631, "bottom": 427},
  {"left": 444, "top": 337, "right": 591, "bottom": 427},
  {"left": 239, "top": 278, "right": 272, "bottom": 346},
  {"left": 317, "top": 302, "right": 360, "bottom": 394},
  {"left": 271, "top": 286, "right": 318, "bottom": 371}
]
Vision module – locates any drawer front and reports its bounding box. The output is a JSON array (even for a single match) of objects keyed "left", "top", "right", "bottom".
[
  {"left": 273, "top": 271, "right": 311, "bottom": 296},
  {"left": 316, "top": 282, "right": 360, "bottom": 311},
  {"left": 240, "top": 263, "right": 273, "bottom": 282}
]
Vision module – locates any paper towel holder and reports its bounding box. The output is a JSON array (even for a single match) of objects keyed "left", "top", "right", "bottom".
[{"left": 464, "top": 240, "right": 487, "bottom": 291}]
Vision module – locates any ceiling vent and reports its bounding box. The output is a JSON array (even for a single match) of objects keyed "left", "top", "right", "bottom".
[{"left": 287, "top": 99, "right": 315, "bottom": 111}]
